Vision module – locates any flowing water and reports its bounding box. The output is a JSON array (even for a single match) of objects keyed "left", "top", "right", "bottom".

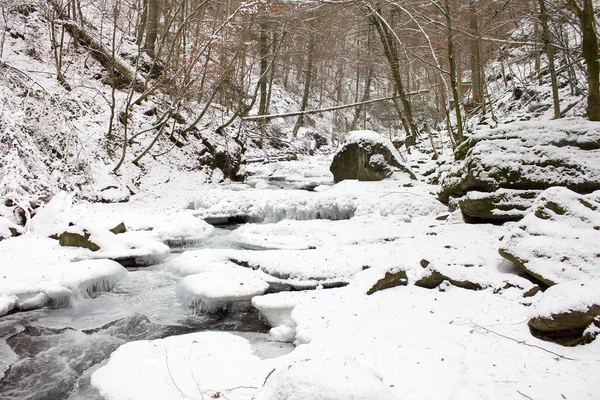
[{"left": 0, "top": 226, "right": 294, "bottom": 400}]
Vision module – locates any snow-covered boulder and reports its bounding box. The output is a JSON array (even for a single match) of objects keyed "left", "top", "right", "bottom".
[
  {"left": 255, "top": 358, "right": 398, "bottom": 400},
  {"left": 529, "top": 280, "right": 600, "bottom": 345},
  {"left": 177, "top": 270, "right": 269, "bottom": 313},
  {"left": 499, "top": 187, "right": 600, "bottom": 286},
  {"left": 330, "top": 131, "right": 416, "bottom": 182},
  {"left": 439, "top": 119, "right": 600, "bottom": 222},
  {"left": 0, "top": 259, "right": 127, "bottom": 315},
  {"left": 57, "top": 224, "right": 170, "bottom": 267}
]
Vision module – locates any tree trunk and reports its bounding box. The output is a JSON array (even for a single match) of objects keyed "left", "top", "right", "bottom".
[
  {"left": 144, "top": 0, "right": 159, "bottom": 58},
  {"left": 370, "top": 10, "right": 418, "bottom": 143},
  {"left": 292, "top": 33, "right": 315, "bottom": 137},
  {"left": 469, "top": 0, "right": 484, "bottom": 110},
  {"left": 538, "top": 0, "right": 561, "bottom": 119},
  {"left": 568, "top": 0, "right": 600, "bottom": 121},
  {"left": 444, "top": 0, "right": 464, "bottom": 144},
  {"left": 257, "top": 17, "right": 269, "bottom": 146}
]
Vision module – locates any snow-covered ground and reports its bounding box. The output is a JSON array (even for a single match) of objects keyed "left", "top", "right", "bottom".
[{"left": 1, "top": 156, "right": 598, "bottom": 400}]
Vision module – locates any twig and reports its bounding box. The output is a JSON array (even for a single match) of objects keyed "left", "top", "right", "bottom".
[
  {"left": 470, "top": 321, "right": 576, "bottom": 361},
  {"left": 225, "top": 386, "right": 258, "bottom": 392},
  {"left": 517, "top": 390, "right": 534, "bottom": 400},
  {"left": 164, "top": 347, "right": 187, "bottom": 397}
]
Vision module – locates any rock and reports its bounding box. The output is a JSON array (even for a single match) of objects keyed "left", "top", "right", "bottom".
[
  {"left": 176, "top": 271, "right": 269, "bottom": 314},
  {"left": 109, "top": 222, "right": 127, "bottom": 234},
  {"left": 499, "top": 187, "right": 600, "bottom": 286},
  {"left": 457, "top": 189, "right": 540, "bottom": 222},
  {"left": 58, "top": 229, "right": 100, "bottom": 251},
  {"left": 366, "top": 269, "right": 408, "bottom": 295},
  {"left": 415, "top": 269, "right": 484, "bottom": 291},
  {"left": 330, "top": 130, "right": 416, "bottom": 182},
  {"left": 528, "top": 281, "right": 600, "bottom": 345},
  {"left": 439, "top": 118, "right": 600, "bottom": 222}
]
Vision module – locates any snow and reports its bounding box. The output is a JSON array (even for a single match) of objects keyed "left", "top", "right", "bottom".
[
  {"left": 342, "top": 130, "right": 405, "bottom": 166},
  {"left": 0, "top": 249, "right": 127, "bottom": 316},
  {"left": 500, "top": 187, "right": 600, "bottom": 284},
  {"left": 532, "top": 280, "right": 600, "bottom": 319},
  {"left": 91, "top": 332, "right": 273, "bottom": 400},
  {"left": 0, "top": 294, "right": 17, "bottom": 316},
  {"left": 191, "top": 179, "right": 446, "bottom": 223},
  {"left": 176, "top": 270, "right": 269, "bottom": 313},
  {"left": 29, "top": 191, "right": 73, "bottom": 237},
  {"left": 254, "top": 357, "right": 398, "bottom": 400}
]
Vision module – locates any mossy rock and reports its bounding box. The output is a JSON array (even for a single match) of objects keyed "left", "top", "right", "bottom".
[
  {"left": 528, "top": 305, "right": 600, "bottom": 346},
  {"left": 458, "top": 190, "right": 540, "bottom": 222},
  {"left": 58, "top": 230, "right": 100, "bottom": 251},
  {"left": 499, "top": 188, "right": 600, "bottom": 285},
  {"left": 415, "top": 269, "right": 484, "bottom": 291},
  {"left": 330, "top": 142, "right": 415, "bottom": 182},
  {"left": 438, "top": 119, "right": 600, "bottom": 220},
  {"left": 110, "top": 222, "right": 127, "bottom": 234},
  {"left": 366, "top": 270, "right": 408, "bottom": 295}
]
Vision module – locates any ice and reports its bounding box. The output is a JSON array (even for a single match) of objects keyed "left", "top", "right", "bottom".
[
  {"left": 177, "top": 271, "right": 269, "bottom": 313},
  {"left": 254, "top": 357, "right": 398, "bottom": 400},
  {"left": 191, "top": 180, "right": 446, "bottom": 223},
  {"left": 0, "top": 294, "right": 17, "bottom": 315},
  {"left": 0, "top": 258, "right": 128, "bottom": 315}
]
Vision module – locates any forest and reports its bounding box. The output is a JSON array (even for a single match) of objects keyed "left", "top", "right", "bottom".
[{"left": 0, "top": 1, "right": 599, "bottom": 400}]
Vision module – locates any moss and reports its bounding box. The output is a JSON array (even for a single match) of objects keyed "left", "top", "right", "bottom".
[
  {"left": 415, "top": 270, "right": 483, "bottom": 291},
  {"left": 366, "top": 270, "right": 408, "bottom": 295},
  {"left": 545, "top": 201, "right": 567, "bottom": 215},
  {"left": 58, "top": 230, "right": 100, "bottom": 252},
  {"left": 109, "top": 222, "right": 127, "bottom": 234},
  {"left": 528, "top": 305, "right": 600, "bottom": 346}
]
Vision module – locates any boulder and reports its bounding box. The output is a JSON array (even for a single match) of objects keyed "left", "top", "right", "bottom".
[
  {"left": 330, "top": 130, "right": 416, "bottom": 182},
  {"left": 58, "top": 229, "right": 101, "bottom": 251},
  {"left": 528, "top": 281, "right": 600, "bottom": 345},
  {"left": 499, "top": 187, "right": 600, "bottom": 286},
  {"left": 415, "top": 269, "right": 484, "bottom": 291},
  {"left": 439, "top": 118, "right": 600, "bottom": 222},
  {"left": 366, "top": 269, "right": 408, "bottom": 295}
]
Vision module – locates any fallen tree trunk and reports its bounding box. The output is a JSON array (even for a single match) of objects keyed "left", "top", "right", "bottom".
[
  {"left": 49, "top": 0, "right": 146, "bottom": 92},
  {"left": 62, "top": 21, "right": 147, "bottom": 92},
  {"left": 243, "top": 95, "right": 423, "bottom": 122}
]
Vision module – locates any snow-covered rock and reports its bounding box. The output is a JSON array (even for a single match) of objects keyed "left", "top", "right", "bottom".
[
  {"left": 29, "top": 191, "right": 73, "bottom": 237},
  {"left": 330, "top": 130, "right": 416, "bottom": 182},
  {"left": 439, "top": 118, "right": 600, "bottom": 221},
  {"left": 529, "top": 280, "right": 600, "bottom": 345},
  {"left": 91, "top": 332, "right": 272, "bottom": 400},
  {"left": 500, "top": 187, "right": 600, "bottom": 285},
  {"left": 59, "top": 224, "right": 170, "bottom": 267},
  {"left": 177, "top": 270, "right": 269, "bottom": 313},
  {"left": 0, "top": 258, "right": 127, "bottom": 315}
]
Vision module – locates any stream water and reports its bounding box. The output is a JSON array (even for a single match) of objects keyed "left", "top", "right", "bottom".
[{"left": 0, "top": 226, "right": 295, "bottom": 400}]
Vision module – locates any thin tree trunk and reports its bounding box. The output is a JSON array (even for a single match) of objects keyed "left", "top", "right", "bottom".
[
  {"left": 444, "top": 0, "right": 464, "bottom": 144},
  {"left": 538, "top": 0, "right": 561, "bottom": 119},
  {"left": 568, "top": 0, "right": 600, "bottom": 121},
  {"left": 292, "top": 33, "right": 315, "bottom": 137},
  {"left": 369, "top": 9, "right": 418, "bottom": 142}
]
